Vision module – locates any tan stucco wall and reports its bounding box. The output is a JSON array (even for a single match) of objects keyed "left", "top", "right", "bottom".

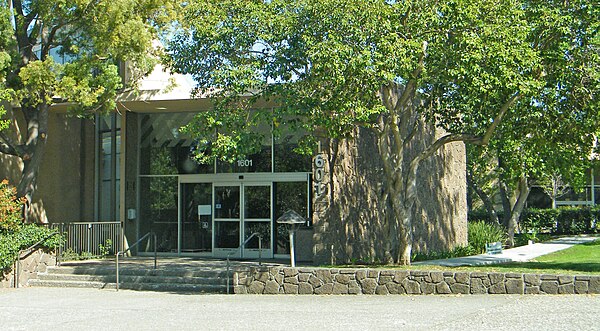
[
  {"left": 0, "top": 105, "right": 95, "bottom": 223},
  {"left": 312, "top": 124, "right": 468, "bottom": 265}
]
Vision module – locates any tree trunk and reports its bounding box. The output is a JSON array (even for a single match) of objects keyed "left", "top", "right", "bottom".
[
  {"left": 506, "top": 174, "right": 530, "bottom": 247},
  {"left": 16, "top": 104, "right": 49, "bottom": 222},
  {"left": 467, "top": 171, "right": 500, "bottom": 225}
]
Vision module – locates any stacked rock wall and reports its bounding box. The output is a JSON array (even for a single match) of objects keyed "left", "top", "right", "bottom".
[
  {"left": 234, "top": 267, "right": 600, "bottom": 295},
  {"left": 0, "top": 250, "right": 56, "bottom": 288}
]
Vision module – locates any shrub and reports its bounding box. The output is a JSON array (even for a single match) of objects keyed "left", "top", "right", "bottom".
[
  {"left": 555, "top": 207, "right": 595, "bottom": 234},
  {"left": 468, "top": 221, "right": 506, "bottom": 254},
  {"left": 470, "top": 206, "right": 600, "bottom": 236},
  {"left": 0, "top": 180, "right": 63, "bottom": 273},
  {"left": 411, "top": 245, "right": 475, "bottom": 262},
  {"left": 521, "top": 208, "right": 560, "bottom": 233},
  {"left": 0, "top": 180, "right": 25, "bottom": 233},
  {"left": 0, "top": 224, "right": 63, "bottom": 272}
]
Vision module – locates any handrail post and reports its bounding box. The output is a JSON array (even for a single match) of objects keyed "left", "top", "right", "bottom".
[
  {"left": 258, "top": 236, "right": 262, "bottom": 266},
  {"left": 116, "top": 253, "right": 120, "bottom": 291},
  {"left": 153, "top": 233, "right": 157, "bottom": 270},
  {"left": 226, "top": 254, "right": 230, "bottom": 294}
]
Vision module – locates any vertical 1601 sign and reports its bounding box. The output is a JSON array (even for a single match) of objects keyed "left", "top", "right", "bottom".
[{"left": 313, "top": 154, "right": 325, "bottom": 198}]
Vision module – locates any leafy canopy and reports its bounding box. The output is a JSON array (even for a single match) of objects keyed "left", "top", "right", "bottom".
[
  {"left": 1, "top": 0, "right": 181, "bottom": 115},
  {"left": 167, "top": 0, "right": 539, "bottom": 162}
]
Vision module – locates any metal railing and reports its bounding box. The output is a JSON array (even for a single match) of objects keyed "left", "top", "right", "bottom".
[
  {"left": 226, "top": 232, "right": 262, "bottom": 294},
  {"left": 52, "top": 222, "right": 122, "bottom": 263},
  {"left": 14, "top": 231, "right": 60, "bottom": 288},
  {"left": 115, "top": 232, "right": 157, "bottom": 291}
]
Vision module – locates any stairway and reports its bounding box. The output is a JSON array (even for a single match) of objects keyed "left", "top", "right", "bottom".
[{"left": 28, "top": 263, "right": 231, "bottom": 293}]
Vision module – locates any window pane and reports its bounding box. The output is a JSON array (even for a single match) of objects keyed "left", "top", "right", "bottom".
[
  {"left": 215, "top": 222, "right": 239, "bottom": 248},
  {"left": 139, "top": 113, "right": 214, "bottom": 175},
  {"left": 139, "top": 177, "right": 178, "bottom": 252},
  {"left": 214, "top": 186, "right": 240, "bottom": 219},
  {"left": 274, "top": 181, "right": 309, "bottom": 254},
  {"left": 274, "top": 134, "right": 310, "bottom": 172},
  {"left": 244, "top": 221, "right": 271, "bottom": 249}
]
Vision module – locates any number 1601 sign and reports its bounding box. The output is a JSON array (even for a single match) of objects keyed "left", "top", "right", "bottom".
[{"left": 237, "top": 159, "right": 253, "bottom": 167}]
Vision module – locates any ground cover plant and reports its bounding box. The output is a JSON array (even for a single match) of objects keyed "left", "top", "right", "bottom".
[{"left": 0, "top": 180, "right": 61, "bottom": 273}]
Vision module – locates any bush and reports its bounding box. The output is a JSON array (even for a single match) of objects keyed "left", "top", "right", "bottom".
[
  {"left": 0, "top": 180, "right": 63, "bottom": 273},
  {"left": 555, "top": 207, "right": 596, "bottom": 234},
  {"left": 521, "top": 208, "right": 560, "bottom": 233},
  {"left": 470, "top": 206, "right": 600, "bottom": 236},
  {"left": 468, "top": 221, "right": 506, "bottom": 254},
  {"left": 0, "top": 224, "right": 63, "bottom": 272},
  {"left": 0, "top": 179, "right": 25, "bottom": 233},
  {"left": 411, "top": 245, "right": 475, "bottom": 262}
]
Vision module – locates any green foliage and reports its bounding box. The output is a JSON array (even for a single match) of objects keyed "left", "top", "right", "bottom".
[
  {"left": 470, "top": 206, "right": 600, "bottom": 236},
  {"left": 468, "top": 221, "right": 506, "bottom": 254},
  {"left": 0, "top": 0, "right": 184, "bottom": 206},
  {"left": 167, "top": 0, "right": 537, "bottom": 162},
  {"left": 0, "top": 180, "right": 24, "bottom": 233},
  {"left": 520, "top": 208, "right": 561, "bottom": 233},
  {"left": 98, "top": 239, "right": 113, "bottom": 257},
  {"left": 411, "top": 245, "right": 475, "bottom": 262},
  {"left": 0, "top": 179, "right": 63, "bottom": 272},
  {"left": 0, "top": 224, "right": 63, "bottom": 272},
  {"left": 555, "top": 207, "right": 598, "bottom": 235}
]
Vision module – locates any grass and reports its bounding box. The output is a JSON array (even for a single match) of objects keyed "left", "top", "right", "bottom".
[
  {"left": 331, "top": 238, "right": 600, "bottom": 275},
  {"left": 460, "top": 239, "right": 600, "bottom": 275}
]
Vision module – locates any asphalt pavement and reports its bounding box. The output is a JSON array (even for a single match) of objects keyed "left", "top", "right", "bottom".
[{"left": 0, "top": 287, "right": 599, "bottom": 331}]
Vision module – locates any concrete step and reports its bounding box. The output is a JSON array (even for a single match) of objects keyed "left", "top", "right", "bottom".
[
  {"left": 37, "top": 273, "right": 228, "bottom": 285},
  {"left": 28, "top": 279, "right": 227, "bottom": 293},
  {"left": 46, "top": 266, "right": 229, "bottom": 278}
]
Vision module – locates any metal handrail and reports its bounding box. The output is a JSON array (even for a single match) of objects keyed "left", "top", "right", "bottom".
[
  {"left": 226, "top": 232, "right": 262, "bottom": 294},
  {"left": 115, "top": 232, "right": 157, "bottom": 291},
  {"left": 14, "top": 231, "right": 60, "bottom": 288}
]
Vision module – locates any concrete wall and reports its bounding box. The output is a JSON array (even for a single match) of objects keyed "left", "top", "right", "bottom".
[
  {"left": 312, "top": 123, "right": 467, "bottom": 265},
  {"left": 234, "top": 267, "right": 600, "bottom": 295},
  {"left": 0, "top": 106, "right": 95, "bottom": 223}
]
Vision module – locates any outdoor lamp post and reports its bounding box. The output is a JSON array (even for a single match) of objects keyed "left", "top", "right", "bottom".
[{"left": 276, "top": 210, "right": 307, "bottom": 267}]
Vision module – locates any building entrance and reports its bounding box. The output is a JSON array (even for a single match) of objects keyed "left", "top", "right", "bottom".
[{"left": 213, "top": 183, "right": 272, "bottom": 258}]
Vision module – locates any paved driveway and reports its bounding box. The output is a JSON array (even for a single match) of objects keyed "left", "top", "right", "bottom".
[{"left": 1, "top": 288, "right": 598, "bottom": 330}]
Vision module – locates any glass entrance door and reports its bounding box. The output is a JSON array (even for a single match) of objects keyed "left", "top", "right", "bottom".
[
  {"left": 213, "top": 184, "right": 241, "bottom": 257},
  {"left": 180, "top": 183, "right": 212, "bottom": 254},
  {"left": 242, "top": 184, "right": 272, "bottom": 258},
  {"left": 213, "top": 182, "right": 273, "bottom": 258}
]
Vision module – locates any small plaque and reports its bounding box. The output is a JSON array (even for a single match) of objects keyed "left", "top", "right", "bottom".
[
  {"left": 215, "top": 204, "right": 222, "bottom": 209},
  {"left": 201, "top": 222, "right": 209, "bottom": 229},
  {"left": 198, "top": 205, "right": 212, "bottom": 216}
]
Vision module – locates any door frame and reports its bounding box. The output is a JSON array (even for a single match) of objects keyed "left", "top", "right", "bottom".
[{"left": 178, "top": 172, "right": 310, "bottom": 259}]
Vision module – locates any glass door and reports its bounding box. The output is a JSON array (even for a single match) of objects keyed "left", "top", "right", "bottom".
[
  {"left": 180, "top": 183, "right": 212, "bottom": 254},
  {"left": 242, "top": 184, "right": 272, "bottom": 258},
  {"left": 213, "top": 184, "right": 241, "bottom": 258}
]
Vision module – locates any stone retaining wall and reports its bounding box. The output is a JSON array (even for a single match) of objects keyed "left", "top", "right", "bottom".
[
  {"left": 1, "top": 250, "right": 56, "bottom": 288},
  {"left": 233, "top": 267, "right": 600, "bottom": 295}
]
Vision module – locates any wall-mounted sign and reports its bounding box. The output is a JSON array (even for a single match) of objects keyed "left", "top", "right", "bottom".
[
  {"left": 201, "top": 222, "right": 209, "bottom": 229},
  {"left": 198, "top": 205, "right": 212, "bottom": 216},
  {"left": 237, "top": 159, "right": 253, "bottom": 167},
  {"left": 313, "top": 154, "right": 326, "bottom": 198}
]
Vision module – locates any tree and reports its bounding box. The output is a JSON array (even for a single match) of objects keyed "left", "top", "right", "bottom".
[
  {"left": 0, "top": 0, "right": 180, "bottom": 220},
  {"left": 167, "top": 0, "right": 568, "bottom": 264},
  {"left": 468, "top": 0, "right": 599, "bottom": 246}
]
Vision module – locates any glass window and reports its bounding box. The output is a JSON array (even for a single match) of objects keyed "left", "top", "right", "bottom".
[
  {"left": 274, "top": 181, "right": 309, "bottom": 255},
  {"left": 139, "top": 113, "right": 214, "bottom": 175},
  {"left": 274, "top": 128, "right": 311, "bottom": 172},
  {"left": 97, "top": 114, "right": 120, "bottom": 221},
  {"left": 139, "top": 176, "right": 178, "bottom": 252}
]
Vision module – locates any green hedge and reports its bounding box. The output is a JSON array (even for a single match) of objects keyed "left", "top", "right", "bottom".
[
  {"left": 0, "top": 224, "right": 63, "bottom": 273},
  {"left": 469, "top": 206, "right": 600, "bottom": 235}
]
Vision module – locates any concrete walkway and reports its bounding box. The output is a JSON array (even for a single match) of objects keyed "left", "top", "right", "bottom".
[{"left": 414, "top": 235, "right": 599, "bottom": 267}]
